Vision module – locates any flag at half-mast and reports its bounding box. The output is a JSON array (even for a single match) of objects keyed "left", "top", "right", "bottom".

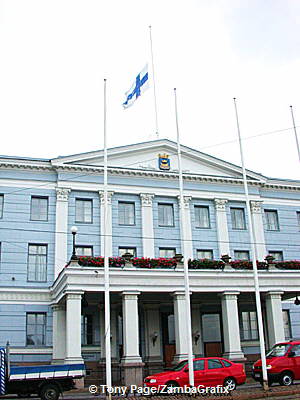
[{"left": 122, "top": 64, "right": 149, "bottom": 109}]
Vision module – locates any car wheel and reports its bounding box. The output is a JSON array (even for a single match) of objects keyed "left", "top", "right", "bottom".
[
  {"left": 40, "top": 383, "right": 60, "bottom": 400},
  {"left": 280, "top": 372, "right": 293, "bottom": 386},
  {"left": 223, "top": 377, "right": 236, "bottom": 391}
]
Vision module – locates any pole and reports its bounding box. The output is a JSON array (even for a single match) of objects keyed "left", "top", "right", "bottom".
[
  {"left": 149, "top": 25, "right": 159, "bottom": 139},
  {"left": 233, "top": 98, "right": 269, "bottom": 391},
  {"left": 103, "top": 79, "right": 112, "bottom": 399},
  {"left": 289, "top": 105, "right": 300, "bottom": 162},
  {"left": 174, "top": 88, "right": 194, "bottom": 387}
]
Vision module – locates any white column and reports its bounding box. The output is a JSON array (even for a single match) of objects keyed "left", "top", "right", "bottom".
[
  {"left": 173, "top": 291, "right": 190, "bottom": 362},
  {"left": 250, "top": 201, "right": 267, "bottom": 261},
  {"left": 99, "top": 191, "right": 114, "bottom": 256},
  {"left": 54, "top": 188, "right": 70, "bottom": 278},
  {"left": 144, "top": 305, "right": 162, "bottom": 363},
  {"left": 65, "top": 292, "right": 84, "bottom": 364},
  {"left": 214, "top": 199, "right": 230, "bottom": 257},
  {"left": 192, "top": 304, "right": 203, "bottom": 357},
  {"left": 52, "top": 304, "right": 66, "bottom": 364},
  {"left": 177, "top": 196, "right": 193, "bottom": 259},
  {"left": 140, "top": 194, "right": 155, "bottom": 257},
  {"left": 121, "top": 291, "right": 142, "bottom": 363},
  {"left": 265, "top": 291, "right": 285, "bottom": 347},
  {"left": 221, "top": 292, "right": 245, "bottom": 360}
]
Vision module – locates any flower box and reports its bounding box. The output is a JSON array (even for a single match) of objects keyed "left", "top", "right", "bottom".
[
  {"left": 77, "top": 256, "right": 125, "bottom": 268},
  {"left": 229, "top": 260, "right": 268, "bottom": 270},
  {"left": 188, "top": 259, "right": 224, "bottom": 270},
  {"left": 131, "top": 257, "right": 177, "bottom": 269},
  {"left": 273, "top": 260, "right": 300, "bottom": 270}
]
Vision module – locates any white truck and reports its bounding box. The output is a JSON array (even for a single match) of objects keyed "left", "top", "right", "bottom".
[{"left": 0, "top": 345, "right": 85, "bottom": 400}]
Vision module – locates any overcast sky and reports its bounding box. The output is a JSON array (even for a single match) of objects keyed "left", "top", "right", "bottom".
[{"left": 0, "top": 0, "right": 299, "bottom": 179}]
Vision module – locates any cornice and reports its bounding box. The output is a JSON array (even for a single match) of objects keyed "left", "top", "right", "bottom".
[
  {"left": 0, "top": 288, "right": 51, "bottom": 303},
  {"left": 0, "top": 161, "right": 299, "bottom": 191}
]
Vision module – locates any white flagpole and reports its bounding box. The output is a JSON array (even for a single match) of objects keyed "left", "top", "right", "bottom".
[
  {"left": 289, "top": 105, "right": 300, "bottom": 162},
  {"left": 233, "top": 98, "right": 269, "bottom": 391},
  {"left": 103, "top": 78, "right": 112, "bottom": 399},
  {"left": 149, "top": 25, "right": 159, "bottom": 139},
  {"left": 174, "top": 88, "right": 194, "bottom": 387}
]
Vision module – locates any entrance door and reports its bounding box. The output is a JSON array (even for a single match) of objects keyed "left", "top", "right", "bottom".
[
  {"left": 161, "top": 313, "right": 176, "bottom": 367},
  {"left": 202, "top": 313, "right": 223, "bottom": 357}
]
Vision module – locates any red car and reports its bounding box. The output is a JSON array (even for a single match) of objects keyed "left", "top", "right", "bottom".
[
  {"left": 144, "top": 357, "right": 246, "bottom": 391},
  {"left": 252, "top": 340, "right": 300, "bottom": 386}
]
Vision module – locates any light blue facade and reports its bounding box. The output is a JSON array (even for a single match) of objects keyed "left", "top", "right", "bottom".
[{"left": 0, "top": 139, "right": 299, "bottom": 370}]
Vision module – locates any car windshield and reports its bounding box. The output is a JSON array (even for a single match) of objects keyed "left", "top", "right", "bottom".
[
  {"left": 266, "top": 344, "right": 290, "bottom": 357},
  {"left": 170, "top": 360, "right": 187, "bottom": 371}
]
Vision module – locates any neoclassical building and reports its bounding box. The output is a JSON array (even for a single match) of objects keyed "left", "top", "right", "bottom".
[{"left": 0, "top": 139, "right": 299, "bottom": 385}]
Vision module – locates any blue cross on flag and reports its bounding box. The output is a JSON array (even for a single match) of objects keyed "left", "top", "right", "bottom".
[{"left": 123, "top": 64, "right": 149, "bottom": 109}]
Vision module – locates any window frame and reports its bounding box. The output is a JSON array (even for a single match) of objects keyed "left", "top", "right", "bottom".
[
  {"left": 297, "top": 212, "right": 300, "bottom": 231},
  {"left": 282, "top": 310, "right": 291, "bottom": 340},
  {"left": 75, "top": 198, "right": 93, "bottom": 224},
  {"left": 119, "top": 247, "right": 137, "bottom": 257},
  {"left": 75, "top": 246, "right": 93, "bottom": 257},
  {"left": 118, "top": 201, "right": 136, "bottom": 226},
  {"left": 30, "top": 196, "right": 49, "bottom": 222},
  {"left": 268, "top": 251, "right": 283, "bottom": 261},
  {"left": 234, "top": 250, "right": 250, "bottom": 261},
  {"left": 159, "top": 247, "right": 176, "bottom": 258},
  {"left": 26, "top": 312, "right": 46, "bottom": 347},
  {"left": 240, "top": 311, "right": 258, "bottom": 341},
  {"left": 158, "top": 203, "right": 175, "bottom": 227},
  {"left": 194, "top": 205, "right": 211, "bottom": 229},
  {"left": 0, "top": 194, "right": 3, "bottom": 219},
  {"left": 264, "top": 209, "right": 280, "bottom": 231},
  {"left": 230, "top": 207, "right": 246, "bottom": 230},
  {"left": 81, "top": 314, "right": 94, "bottom": 346},
  {"left": 27, "top": 243, "right": 48, "bottom": 282},
  {"left": 196, "top": 249, "right": 213, "bottom": 259}
]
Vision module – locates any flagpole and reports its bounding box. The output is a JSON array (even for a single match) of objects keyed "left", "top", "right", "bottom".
[
  {"left": 289, "top": 105, "right": 300, "bottom": 162},
  {"left": 103, "top": 78, "right": 112, "bottom": 399},
  {"left": 233, "top": 98, "right": 269, "bottom": 391},
  {"left": 174, "top": 88, "right": 194, "bottom": 387},
  {"left": 149, "top": 25, "right": 159, "bottom": 139}
]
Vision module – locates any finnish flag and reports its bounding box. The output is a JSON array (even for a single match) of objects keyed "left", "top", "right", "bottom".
[{"left": 123, "top": 65, "right": 149, "bottom": 109}]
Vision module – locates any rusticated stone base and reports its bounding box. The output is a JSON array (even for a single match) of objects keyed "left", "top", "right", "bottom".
[{"left": 121, "top": 361, "right": 145, "bottom": 386}]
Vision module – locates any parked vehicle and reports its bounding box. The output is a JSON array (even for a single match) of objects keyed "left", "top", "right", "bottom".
[
  {"left": 144, "top": 357, "right": 246, "bottom": 390},
  {"left": 252, "top": 340, "right": 300, "bottom": 386},
  {"left": 0, "top": 345, "right": 85, "bottom": 400}
]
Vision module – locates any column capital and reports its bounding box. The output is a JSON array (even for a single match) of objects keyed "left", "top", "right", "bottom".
[
  {"left": 214, "top": 198, "right": 228, "bottom": 211},
  {"left": 51, "top": 304, "right": 65, "bottom": 312},
  {"left": 250, "top": 200, "right": 263, "bottom": 213},
  {"left": 220, "top": 291, "right": 240, "bottom": 300},
  {"left": 266, "top": 291, "right": 284, "bottom": 299},
  {"left": 140, "top": 193, "right": 154, "bottom": 206},
  {"left": 121, "top": 291, "right": 141, "bottom": 300},
  {"left": 99, "top": 191, "right": 114, "bottom": 205},
  {"left": 177, "top": 196, "right": 192, "bottom": 209},
  {"left": 172, "top": 291, "right": 191, "bottom": 299},
  {"left": 56, "top": 187, "right": 71, "bottom": 201},
  {"left": 65, "top": 291, "right": 84, "bottom": 300}
]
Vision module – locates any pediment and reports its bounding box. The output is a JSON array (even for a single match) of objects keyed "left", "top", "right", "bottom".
[{"left": 51, "top": 139, "right": 264, "bottom": 181}]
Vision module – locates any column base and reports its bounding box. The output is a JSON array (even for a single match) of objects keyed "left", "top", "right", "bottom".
[
  {"left": 121, "top": 358, "right": 144, "bottom": 386},
  {"left": 64, "top": 357, "right": 84, "bottom": 364},
  {"left": 223, "top": 351, "right": 246, "bottom": 361},
  {"left": 51, "top": 358, "right": 65, "bottom": 365}
]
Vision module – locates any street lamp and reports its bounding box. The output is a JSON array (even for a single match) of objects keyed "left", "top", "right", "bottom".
[{"left": 71, "top": 226, "right": 78, "bottom": 260}]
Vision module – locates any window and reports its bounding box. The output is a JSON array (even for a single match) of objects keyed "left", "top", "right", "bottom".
[
  {"left": 208, "top": 359, "right": 223, "bottom": 369},
  {"left": 234, "top": 250, "right": 250, "bottom": 260},
  {"left": 75, "top": 199, "right": 92, "bottom": 223},
  {"left": 81, "top": 315, "right": 93, "bottom": 345},
  {"left": 197, "top": 250, "right": 213, "bottom": 259},
  {"left": 291, "top": 344, "right": 300, "bottom": 356},
  {"left": 26, "top": 313, "right": 46, "bottom": 346},
  {"left": 240, "top": 311, "right": 258, "bottom": 340},
  {"left": 230, "top": 208, "right": 246, "bottom": 230},
  {"left": 269, "top": 251, "right": 283, "bottom": 261},
  {"left": 265, "top": 210, "right": 279, "bottom": 231},
  {"left": 283, "top": 310, "right": 291, "bottom": 340},
  {"left": 193, "top": 360, "right": 204, "bottom": 371},
  {"left": 159, "top": 248, "right": 176, "bottom": 258},
  {"left": 30, "top": 196, "right": 48, "bottom": 221},
  {"left": 158, "top": 203, "right": 174, "bottom": 227},
  {"left": 222, "top": 360, "right": 232, "bottom": 367},
  {"left": 195, "top": 206, "right": 210, "bottom": 228},
  {"left": 27, "top": 244, "right": 47, "bottom": 282},
  {"left": 0, "top": 195, "right": 3, "bottom": 218},
  {"left": 119, "top": 247, "right": 136, "bottom": 257},
  {"left": 118, "top": 202, "right": 135, "bottom": 225},
  {"left": 75, "top": 246, "right": 93, "bottom": 257},
  {"left": 297, "top": 212, "right": 300, "bottom": 230}
]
